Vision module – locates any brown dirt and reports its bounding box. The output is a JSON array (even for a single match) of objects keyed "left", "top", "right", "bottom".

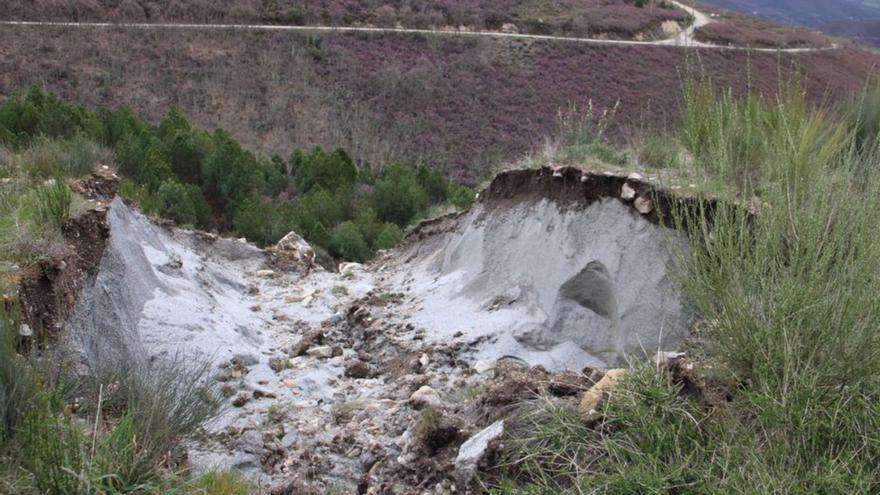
[{"left": 17, "top": 170, "right": 118, "bottom": 342}]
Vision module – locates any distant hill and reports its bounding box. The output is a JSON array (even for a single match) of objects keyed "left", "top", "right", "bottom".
[{"left": 701, "top": 0, "right": 880, "bottom": 45}]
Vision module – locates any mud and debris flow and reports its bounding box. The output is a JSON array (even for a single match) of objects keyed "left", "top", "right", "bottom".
[{"left": 67, "top": 175, "right": 689, "bottom": 489}]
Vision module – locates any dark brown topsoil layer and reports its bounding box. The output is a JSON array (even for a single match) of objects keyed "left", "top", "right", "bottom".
[
  {"left": 18, "top": 171, "right": 118, "bottom": 343},
  {"left": 405, "top": 166, "right": 716, "bottom": 247}
]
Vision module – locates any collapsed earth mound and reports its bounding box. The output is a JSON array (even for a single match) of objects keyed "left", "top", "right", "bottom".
[
  {"left": 389, "top": 167, "right": 690, "bottom": 370},
  {"left": 62, "top": 166, "right": 692, "bottom": 489}
]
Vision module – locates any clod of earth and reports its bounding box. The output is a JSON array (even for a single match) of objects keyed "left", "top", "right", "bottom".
[{"left": 578, "top": 368, "right": 628, "bottom": 422}]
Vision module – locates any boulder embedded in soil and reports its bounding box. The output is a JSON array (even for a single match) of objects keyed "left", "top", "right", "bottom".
[
  {"left": 271, "top": 231, "right": 316, "bottom": 274},
  {"left": 410, "top": 386, "right": 443, "bottom": 410},
  {"left": 454, "top": 420, "right": 504, "bottom": 483}
]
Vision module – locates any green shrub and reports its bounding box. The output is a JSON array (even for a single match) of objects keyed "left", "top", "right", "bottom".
[
  {"left": 201, "top": 131, "right": 265, "bottom": 213},
  {"left": 294, "top": 147, "right": 357, "bottom": 194},
  {"left": 352, "top": 208, "right": 383, "bottom": 247},
  {"left": 329, "top": 221, "right": 370, "bottom": 262},
  {"left": 233, "top": 198, "right": 297, "bottom": 246},
  {"left": 15, "top": 136, "right": 112, "bottom": 179},
  {"left": 635, "top": 132, "right": 680, "bottom": 169},
  {"left": 293, "top": 188, "right": 349, "bottom": 247},
  {"left": 679, "top": 75, "right": 850, "bottom": 191},
  {"left": 374, "top": 223, "right": 403, "bottom": 251},
  {"left": 370, "top": 164, "right": 428, "bottom": 227},
  {"left": 156, "top": 180, "right": 197, "bottom": 226},
  {"left": 416, "top": 165, "right": 449, "bottom": 203},
  {"left": 0, "top": 87, "right": 101, "bottom": 148},
  {"left": 448, "top": 184, "right": 474, "bottom": 209}
]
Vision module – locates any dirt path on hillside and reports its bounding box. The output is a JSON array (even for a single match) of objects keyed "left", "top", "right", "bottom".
[{"left": 0, "top": 0, "right": 838, "bottom": 53}]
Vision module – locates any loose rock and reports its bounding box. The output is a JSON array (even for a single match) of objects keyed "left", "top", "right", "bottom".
[
  {"left": 232, "top": 394, "right": 251, "bottom": 408},
  {"left": 345, "top": 360, "right": 371, "bottom": 379},
  {"left": 454, "top": 420, "right": 504, "bottom": 483},
  {"left": 410, "top": 386, "right": 443, "bottom": 410},
  {"left": 634, "top": 196, "right": 654, "bottom": 214},
  {"left": 307, "top": 345, "right": 336, "bottom": 359},
  {"left": 271, "top": 231, "right": 316, "bottom": 274}
]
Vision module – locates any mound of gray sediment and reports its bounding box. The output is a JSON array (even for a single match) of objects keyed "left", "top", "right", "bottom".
[
  {"left": 65, "top": 198, "right": 270, "bottom": 370},
  {"left": 389, "top": 168, "right": 690, "bottom": 370}
]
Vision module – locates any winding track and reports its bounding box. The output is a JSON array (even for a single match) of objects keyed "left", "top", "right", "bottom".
[{"left": 0, "top": 0, "right": 837, "bottom": 53}]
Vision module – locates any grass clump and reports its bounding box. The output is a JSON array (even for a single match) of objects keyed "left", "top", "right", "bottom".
[
  {"left": 186, "top": 471, "right": 252, "bottom": 495},
  {"left": 679, "top": 74, "right": 850, "bottom": 192},
  {"left": 556, "top": 101, "right": 627, "bottom": 166},
  {"left": 0, "top": 301, "right": 222, "bottom": 494}
]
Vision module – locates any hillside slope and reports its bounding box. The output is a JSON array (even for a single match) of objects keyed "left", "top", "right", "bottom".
[
  {"left": 703, "top": 0, "right": 880, "bottom": 46},
  {"left": 0, "top": 0, "right": 690, "bottom": 39},
  {"left": 0, "top": 25, "right": 875, "bottom": 181}
]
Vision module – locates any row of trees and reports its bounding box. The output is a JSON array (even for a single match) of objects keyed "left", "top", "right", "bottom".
[{"left": 0, "top": 87, "right": 473, "bottom": 262}]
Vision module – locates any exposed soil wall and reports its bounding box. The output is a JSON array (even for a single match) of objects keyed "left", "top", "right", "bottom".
[{"left": 18, "top": 170, "right": 118, "bottom": 342}]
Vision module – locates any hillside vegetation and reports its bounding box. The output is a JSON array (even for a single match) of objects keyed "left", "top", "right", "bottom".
[
  {"left": 0, "top": 25, "right": 873, "bottom": 181},
  {"left": 489, "top": 77, "right": 880, "bottom": 494},
  {"left": 0, "top": 0, "right": 688, "bottom": 39},
  {"left": 0, "top": 88, "right": 472, "bottom": 263}
]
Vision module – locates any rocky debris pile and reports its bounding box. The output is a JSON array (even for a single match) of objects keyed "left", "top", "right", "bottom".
[{"left": 66, "top": 166, "right": 698, "bottom": 493}]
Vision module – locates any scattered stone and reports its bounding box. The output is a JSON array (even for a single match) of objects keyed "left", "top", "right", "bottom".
[
  {"left": 552, "top": 167, "right": 564, "bottom": 178},
  {"left": 344, "top": 360, "right": 371, "bottom": 379},
  {"left": 324, "top": 313, "right": 344, "bottom": 326},
  {"left": 19, "top": 324, "right": 33, "bottom": 337},
  {"left": 655, "top": 350, "right": 687, "bottom": 367},
  {"left": 253, "top": 389, "right": 278, "bottom": 400},
  {"left": 338, "top": 262, "right": 364, "bottom": 275},
  {"left": 578, "top": 369, "right": 628, "bottom": 422},
  {"left": 281, "top": 430, "right": 298, "bottom": 449},
  {"left": 410, "top": 386, "right": 443, "bottom": 410},
  {"left": 290, "top": 330, "right": 325, "bottom": 356},
  {"left": 415, "top": 408, "right": 462, "bottom": 455},
  {"left": 627, "top": 172, "right": 644, "bottom": 181},
  {"left": 257, "top": 269, "right": 277, "bottom": 279},
  {"left": 268, "top": 357, "right": 288, "bottom": 373},
  {"left": 232, "top": 394, "right": 251, "bottom": 408},
  {"left": 232, "top": 354, "right": 260, "bottom": 367},
  {"left": 331, "top": 345, "right": 344, "bottom": 358},
  {"left": 634, "top": 196, "right": 654, "bottom": 214},
  {"left": 220, "top": 384, "right": 236, "bottom": 398},
  {"left": 454, "top": 420, "right": 504, "bottom": 483},
  {"left": 418, "top": 353, "right": 430, "bottom": 369},
  {"left": 307, "top": 345, "right": 335, "bottom": 359},
  {"left": 620, "top": 183, "right": 637, "bottom": 201}
]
